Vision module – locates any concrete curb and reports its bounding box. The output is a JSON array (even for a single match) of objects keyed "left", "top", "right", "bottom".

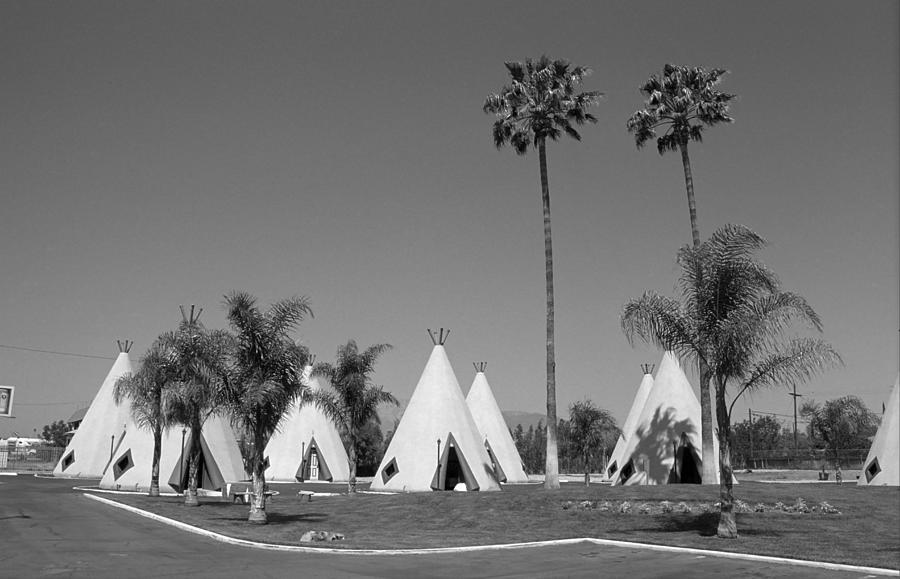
[{"left": 83, "top": 493, "right": 899, "bottom": 575}]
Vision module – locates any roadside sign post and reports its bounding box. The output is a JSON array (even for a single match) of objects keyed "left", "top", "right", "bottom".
[{"left": 0, "top": 386, "right": 14, "bottom": 417}]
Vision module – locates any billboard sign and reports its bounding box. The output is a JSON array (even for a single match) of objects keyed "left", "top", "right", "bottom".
[{"left": 0, "top": 386, "right": 13, "bottom": 417}]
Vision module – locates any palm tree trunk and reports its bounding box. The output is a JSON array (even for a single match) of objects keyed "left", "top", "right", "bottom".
[
  {"left": 715, "top": 377, "right": 737, "bottom": 538},
  {"left": 248, "top": 432, "right": 268, "bottom": 524},
  {"left": 347, "top": 439, "right": 358, "bottom": 494},
  {"left": 679, "top": 142, "right": 700, "bottom": 249},
  {"left": 583, "top": 449, "right": 590, "bottom": 486},
  {"left": 150, "top": 423, "right": 162, "bottom": 497},
  {"left": 538, "top": 138, "right": 560, "bottom": 490},
  {"left": 184, "top": 420, "right": 202, "bottom": 507},
  {"left": 699, "top": 360, "right": 717, "bottom": 485},
  {"left": 681, "top": 141, "right": 715, "bottom": 485}
]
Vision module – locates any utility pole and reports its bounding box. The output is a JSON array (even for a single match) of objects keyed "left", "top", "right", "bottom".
[
  {"left": 748, "top": 408, "right": 753, "bottom": 470},
  {"left": 788, "top": 384, "right": 802, "bottom": 456}
]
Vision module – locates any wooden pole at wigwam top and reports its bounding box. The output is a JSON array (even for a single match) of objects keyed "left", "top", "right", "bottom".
[{"left": 427, "top": 328, "right": 449, "bottom": 346}]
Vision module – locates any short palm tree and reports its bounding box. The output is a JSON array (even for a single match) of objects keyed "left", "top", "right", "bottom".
[
  {"left": 568, "top": 400, "right": 618, "bottom": 486},
  {"left": 484, "top": 56, "right": 601, "bottom": 489},
  {"left": 621, "top": 224, "right": 841, "bottom": 537},
  {"left": 801, "top": 396, "right": 878, "bottom": 465},
  {"left": 627, "top": 64, "right": 735, "bottom": 484},
  {"left": 113, "top": 340, "right": 172, "bottom": 497},
  {"left": 221, "top": 291, "right": 312, "bottom": 524},
  {"left": 313, "top": 340, "right": 397, "bottom": 493},
  {"left": 163, "top": 307, "right": 232, "bottom": 507}
]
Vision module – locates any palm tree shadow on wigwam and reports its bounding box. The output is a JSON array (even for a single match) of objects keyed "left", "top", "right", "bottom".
[
  {"left": 611, "top": 352, "right": 730, "bottom": 487},
  {"left": 621, "top": 224, "right": 841, "bottom": 538}
]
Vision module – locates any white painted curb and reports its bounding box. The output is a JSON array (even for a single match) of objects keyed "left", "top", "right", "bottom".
[{"left": 83, "top": 493, "right": 899, "bottom": 575}]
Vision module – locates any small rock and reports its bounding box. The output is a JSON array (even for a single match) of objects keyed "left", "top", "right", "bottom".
[{"left": 300, "top": 530, "right": 345, "bottom": 543}]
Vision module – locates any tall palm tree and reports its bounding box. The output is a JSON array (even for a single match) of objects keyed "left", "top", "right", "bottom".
[
  {"left": 484, "top": 56, "right": 601, "bottom": 489},
  {"left": 626, "top": 64, "right": 735, "bottom": 484},
  {"left": 221, "top": 291, "right": 312, "bottom": 524},
  {"left": 621, "top": 224, "right": 841, "bottom": 537},
  {"left": 313, "top": 340, "right": 397, "bottom": 493},
  {"left": 163, "top": 306, "right": 232, "bottom": 507},
  {"left": 113, "top": 340, "right": 171, "bottom": 497}
]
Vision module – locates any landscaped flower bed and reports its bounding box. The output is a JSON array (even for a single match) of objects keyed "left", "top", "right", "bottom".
[{"left": 562, "top": 497, "right": 842, "bottom": 515}]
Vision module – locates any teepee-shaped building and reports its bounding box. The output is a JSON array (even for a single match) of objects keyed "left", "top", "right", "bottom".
[
  {"left": 100, "top": 412, "right": 246, "bottom": 494},
  {"left": 371, "top": 330, "right": 500, "bottom": 492},
  {"left": 465, "top": 363, "right": 528, "bottom": 483},
  {"left": 54, "top": 341, "right": 134, "bottom": 479},
  {"left": 858, "top": 374, "right": 899, "bottom": 487},
  {"left": 612, "top": 352, "right": 723, "bottom": 486},
  {"left": 605, "top": 364, "right": 655, "bottom": 481},
  {"left": 264, "top": 365, "right": 350, "bottom": 483}
]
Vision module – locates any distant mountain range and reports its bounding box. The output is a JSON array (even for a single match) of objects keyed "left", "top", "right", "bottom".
[
  {"left": 501, "top": 410, "right": 548, "bottom": 431},
  {"left": 376, "top": 400, "right": 545, "bottom": 434}
]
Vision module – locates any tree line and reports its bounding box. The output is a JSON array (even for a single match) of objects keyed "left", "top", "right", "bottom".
[
  {"left": 728, "top": 395, "right": 881, "bottom": 469},
  {"left": 512, "top": 399, "right": 620, "bottom": 483}
]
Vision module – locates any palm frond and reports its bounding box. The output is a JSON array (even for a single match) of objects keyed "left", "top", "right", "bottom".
[
  {"left": 267, "top": 296, "right": 313, "bottom": 336},
  {"left": 485, "top": 56, "right": 600, "bottom": 153},
  {"left": 309, "top": 389, "right": 346, "bottom": 429},
  {"left": 621, "top": 292, "right": 698, "bottom": 359},
  {"left": 629, "top": 64, "right": 734, "bottom": 155},
  {"left": 727, "top": 338, "right": 843, "bottom": 417}
]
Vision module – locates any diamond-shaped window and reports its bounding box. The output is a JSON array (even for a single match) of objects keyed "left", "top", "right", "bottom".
[
  {"left": 381, "top": 458, "right": 399, "bottom": 484},
  {"left": 865, "top": 457, "right": 881, "bottom": 483},
  {"left": 113, "top": 450, "right": 134, "bottom": 479}
]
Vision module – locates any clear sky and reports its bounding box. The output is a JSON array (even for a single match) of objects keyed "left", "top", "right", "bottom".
[{"left": 2, "top": 1, "right": 897, "bottom": 439}]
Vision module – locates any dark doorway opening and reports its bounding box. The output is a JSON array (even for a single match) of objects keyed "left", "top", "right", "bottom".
[
  {"left": 675, "top": 436, "right": 702, "bottom": 484},
  {"left": 444, "top": 446, "right": 463, "bottom": 489}
]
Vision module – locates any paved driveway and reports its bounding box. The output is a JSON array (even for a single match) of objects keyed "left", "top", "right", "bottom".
[{"left": 0, "top": 475, "right": 888, "bottom": 578}]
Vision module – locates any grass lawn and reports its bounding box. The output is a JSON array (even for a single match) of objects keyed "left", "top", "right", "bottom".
[{"left": 94, "top": 478, "right": 900, "bottom": 570}]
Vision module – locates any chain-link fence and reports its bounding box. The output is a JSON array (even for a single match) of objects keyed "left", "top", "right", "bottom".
[
  {"left": 0, "top": 446, "right": 64, "bottom": 473},
  {"left": 733, "top": 448, "right": 869, "bottom": 470}
]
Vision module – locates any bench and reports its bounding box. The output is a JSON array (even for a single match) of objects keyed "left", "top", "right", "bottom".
[
  {"left": 223, "top": 483, "right": 275, "bottom": 504},
  {"left": 298, "top": 490, "right": 313, "bottom": 502},
  {"left": 234, "top": 490, "right": 274, "bottom": 504}
]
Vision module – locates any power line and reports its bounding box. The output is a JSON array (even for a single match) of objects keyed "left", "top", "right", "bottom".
[
  {"left": 0, "top": 344, "right": 116, "bottom": 361},
  {"left": 14, "top": 401, "right": 91, "bottom": 407},
  {"left": 750, "top": 409, "right": 809, "bottom": 421}
]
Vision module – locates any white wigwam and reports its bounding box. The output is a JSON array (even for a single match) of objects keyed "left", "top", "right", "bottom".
[
  {"left": 99, "top": 412, "right": 246, "bottom": 494},
  {"left": 858, "top": 374, "right": 899, "bottom": 487},
  {"left": 612, "top": 351, "right": 725, "bottom": 485},
  {"left": 53, "top": 341, "right": 134, "bottom": 479},
  {"left": 264, "top": 365, "right": 350, "bottom": 482},
  {"left": 605, "top": 365, "right": 654, "bottom": 481},
  {"left": 371, "top": 330, "right": 500, "bottom": 492},
  {"left": 465, "top": 363, "right": 529, "bottom": 483}
]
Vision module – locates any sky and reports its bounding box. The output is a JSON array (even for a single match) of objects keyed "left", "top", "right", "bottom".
[{"left": 1, "top": 0, "right": 897, "bottom": 439}]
